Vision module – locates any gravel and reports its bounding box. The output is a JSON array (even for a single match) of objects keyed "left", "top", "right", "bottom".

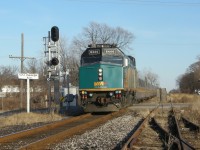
[
  {"left": 0, "top": 122, "right": 51, "bottom": 137},
  {"left": 52, "top": 111, "right": 141, "bottom": 150},
  {"left": 0, "top": 111, "right": 142, "bottom": 150}
]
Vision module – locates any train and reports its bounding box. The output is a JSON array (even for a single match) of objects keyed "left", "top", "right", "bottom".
[{"left": 79, "top": 44, "right": 157, "bottom": 112}]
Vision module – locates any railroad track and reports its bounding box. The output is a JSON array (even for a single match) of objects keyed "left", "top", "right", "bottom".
[
  {"left": 122, "top": 101, "right": 200, "bottom": 150},
  {"left": 178, "top": 113, "right": 200, "bottom": 148},
  {"left": 1, "top": 101, "right": 199, "bottom": 149},
  {"left": 121, "top": 104, "right": 160, "bottom": 150},
  {"left": 0, "top": 109, "right": 127, "bottom": 150}
]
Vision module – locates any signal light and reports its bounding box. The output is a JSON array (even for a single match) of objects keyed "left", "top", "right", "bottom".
[
  {"left": 51, "top": 26, "right": 59, "bottom": 42},
  {"left": 51, "top": 57, "right": 59, "bottom": 66}
]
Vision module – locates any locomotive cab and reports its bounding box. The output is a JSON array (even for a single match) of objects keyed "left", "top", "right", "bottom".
[{"left": 79, "top": 44, "right": 137, "bottom": 112}]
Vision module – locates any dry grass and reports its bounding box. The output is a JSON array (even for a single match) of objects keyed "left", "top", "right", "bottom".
[
  {"left": 0, "top": 112, "right": 63, "bottom": 128},
  {"left": 137, "top": 109, "right": 150, "bottom": 118},
  {"left": 169, "top": 93, "right": 200, "bottom": 124},
  {"left": 169, "top": 93, "right": 200, "bottom": 103},
  {"left": 185, "top": 99, "right": 200, "bottom": 124},
  {"left": 0, "top": 96, "right": 47, "bottom": 111}
]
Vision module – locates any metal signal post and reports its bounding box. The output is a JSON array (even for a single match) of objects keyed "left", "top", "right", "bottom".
[{"left": 43, "top": 26, "right": 60, "bottom": 113}]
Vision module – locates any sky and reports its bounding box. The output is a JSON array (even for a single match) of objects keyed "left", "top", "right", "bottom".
[{"left": 1, "top": 0, "right": 200, "bottom": 92}]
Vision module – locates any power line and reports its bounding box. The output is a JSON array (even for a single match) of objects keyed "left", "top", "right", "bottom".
[
  {"left": 9, "top": 33, "right": 35, "bottom": 110},
  {"left": 65, "top": 0, "right": 200, "bottom": 6},
  {"left": 125, "top": 0, "right": 200, "bottom": 5}
]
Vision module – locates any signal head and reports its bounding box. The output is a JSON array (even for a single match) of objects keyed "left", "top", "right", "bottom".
[
  {"left": 51, "top": 57, "right": 59, "bottom": 66},
  {"left": 51, "top": 26, "right": 59, "bottom": 42}
]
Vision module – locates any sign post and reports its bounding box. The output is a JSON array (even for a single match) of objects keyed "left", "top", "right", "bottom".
[
  {"left": 0, "top": 92, "right": 6, "bottom": 111},
  {"left": 18, "top": 73, "right": 39, "bottom": 113}
]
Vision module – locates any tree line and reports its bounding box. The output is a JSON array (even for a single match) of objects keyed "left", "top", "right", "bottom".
[
  {"left": 0, "top": 22, "right": 159, "bottom": 94},
  {"left": 176, "top": 56, "right": 200, "bottom": 93}
]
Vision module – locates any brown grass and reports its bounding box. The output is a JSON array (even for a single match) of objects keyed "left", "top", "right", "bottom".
[
  {"left": 168, "top": 93, "right": 200, "bottom": 103},
  {"left": 169, "top": 93, "right": 200, "bottom": 124},
  {"left": 0, "top": 95, "right": 47, "bottom": 111},
  {"left": 137, "top": 109, "right": 150, "bottom": 118},
  {"left": 186, "top": 99, "right": 200, "bottom": 124},
  {"left": 0, "top": 112, "right": 63, "bottom": 128}
]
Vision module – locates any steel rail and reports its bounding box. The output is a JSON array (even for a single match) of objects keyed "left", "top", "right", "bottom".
[
  {"left": 170, "top": 105, "right": 195, "bottom": 150},
  {"left": 121, "top": 104, "right": 159, "bottom": 150},
  {"left": 0, "top": 113, "right": 92, "bottom": 143},
  {"left": 182, "top": 116, "right": 199, "bottom": 132},
  {"left": 19, "top": 109, "right": 127, "bottom": 150},
  {"left": 150, "top": 117, "right": 182, "bottom": 149}
]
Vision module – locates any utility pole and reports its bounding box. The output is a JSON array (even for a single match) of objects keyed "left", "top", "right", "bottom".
[{"left": 9, "top": 33, "right": 35, "bottom": 110}]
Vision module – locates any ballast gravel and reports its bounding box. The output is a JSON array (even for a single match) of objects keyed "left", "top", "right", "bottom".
[
  {"left": 0, "top": 122, "right": 49, "bottom": 137},
  {"left": 52, "top": 111, "right": 141, "bottom": 150}
]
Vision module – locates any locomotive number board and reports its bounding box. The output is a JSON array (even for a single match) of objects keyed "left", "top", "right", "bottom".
[{"left": 88, "top": 49, "right": 100, "bottom": 55}]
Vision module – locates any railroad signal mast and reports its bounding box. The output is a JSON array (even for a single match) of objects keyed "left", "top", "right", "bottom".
[
  {"left": 44, "top": 26, "right": 60, "bottom": 79},
  {"left": 43, "top": 26, "right": 60, "bottom": 113}
]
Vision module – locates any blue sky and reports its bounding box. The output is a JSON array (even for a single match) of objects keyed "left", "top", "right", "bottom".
[{"left": 1, "top": 0, "right": 200, "bottom": 91}]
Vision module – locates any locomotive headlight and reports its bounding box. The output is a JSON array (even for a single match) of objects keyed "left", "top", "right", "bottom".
[
  {"left": 109, "top": 92, "right": 113, "bottom": 97},
  {"left": 89, "top": 93, "right": 93, "bottom": 97},
  {"left": 98, "top": 68, "right": 103, "bottom": 81},
  {"left": 98, "top": 72, "right": 102, "bottom": 76},
  {"left": 98, "top": 68, "right": 103, "bottom": 73}
]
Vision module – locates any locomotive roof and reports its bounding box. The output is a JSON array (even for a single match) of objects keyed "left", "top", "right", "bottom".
[{"left": 81, "top": 44, "right": 125, "bottom": 58}]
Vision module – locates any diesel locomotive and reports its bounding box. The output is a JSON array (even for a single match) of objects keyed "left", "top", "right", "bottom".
[{"left": 79, "top": 44, "right": 156, "bottom": 112}]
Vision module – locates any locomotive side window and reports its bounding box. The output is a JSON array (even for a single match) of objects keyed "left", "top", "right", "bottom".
[
  {"left": 128, "top": 56, "right": 136, "bottom": 68},
  {"left": 123, "top": 58, "right": 128, "bottom": 67}
]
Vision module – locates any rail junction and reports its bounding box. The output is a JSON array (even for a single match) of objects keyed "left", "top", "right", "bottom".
[
  {"left": 0, "top": 96, "right": 199, "bottom": 149},
  {"left": 122, "top": 101, "right": 200, "bottom": 149}
]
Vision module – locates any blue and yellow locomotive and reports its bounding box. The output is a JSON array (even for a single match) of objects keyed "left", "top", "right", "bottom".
[{"left": 79, "top": 44, "right": 156, "bottom": 112}]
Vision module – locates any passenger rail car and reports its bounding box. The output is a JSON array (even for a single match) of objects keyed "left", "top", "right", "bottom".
[{"left": 79, "top": 44, "right": 156, "bottom": 112}]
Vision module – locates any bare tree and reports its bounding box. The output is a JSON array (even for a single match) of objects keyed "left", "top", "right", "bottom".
[
  {"left": 0, "top": 65, "right": 18, "bottom": 91},
  {"left": 140, "top": 68, "right": 160, "bottom": 88},
  {"left": 24, "top": 58, "right": 48, "bottom": 106},
  {"left": 58, "top": 36, "right": 79, "bottom": 86},
  {"left": 177, "top": 72, "right": 195, "bottom": 93},
  {"left": 71, "top": 22, "right": 135, "bottom": 57},
  {"left": 109, "top": 27, "right": 134, "bottom": 50},
  {"left": 177, "top": 57, "right": 200, "bottom": 93},
  {"left": 24, "top": 59, "right": 38, "bottom": 73}
]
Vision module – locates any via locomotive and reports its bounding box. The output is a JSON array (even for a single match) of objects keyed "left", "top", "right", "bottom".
[{"left": 79, "top": 44, "right": 156, "bottom": 112}]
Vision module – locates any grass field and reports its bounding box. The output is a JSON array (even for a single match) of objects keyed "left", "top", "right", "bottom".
[
  {"left": 0, "top": 93, "right": 200, "bottom": 127},
  {"left": 0, "top": 112, "right": 63, "bottom": 128}
]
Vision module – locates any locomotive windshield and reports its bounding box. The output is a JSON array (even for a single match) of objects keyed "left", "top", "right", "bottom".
[
  {"left": 81, "top": 55, "right": 123, "bottom": 66},
  {"left": 102, "top": 56, "right": 123, "bottom": 64},
  {"left": 81, "top": 47, "right": 124, "bottom": 66}
]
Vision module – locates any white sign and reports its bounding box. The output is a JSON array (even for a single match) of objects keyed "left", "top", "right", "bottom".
[
  {"left": 0, "top": 92, "right": 6, "bottom": 98},
  {"left": 18, "top": 73, "right": 39, "bottom": 79},
  {"left": 17, "top": 73, "right": 39, "bottom": 113}
]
